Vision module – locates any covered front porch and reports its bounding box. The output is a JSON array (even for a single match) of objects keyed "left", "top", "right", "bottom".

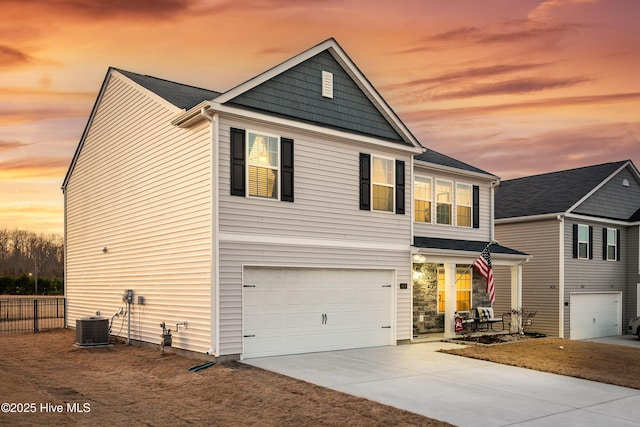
[{"left": 412, "top": 237, "right": 529, "bottom": 340}]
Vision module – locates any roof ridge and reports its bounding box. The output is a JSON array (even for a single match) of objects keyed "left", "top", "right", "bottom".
[{"left": 502, "top": 160, "right": 628, "bottom": 183}]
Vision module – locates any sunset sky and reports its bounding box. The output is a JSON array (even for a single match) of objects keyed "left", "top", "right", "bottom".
[{"left": 1, "top": 0, "right": 639, "bottom": 235}]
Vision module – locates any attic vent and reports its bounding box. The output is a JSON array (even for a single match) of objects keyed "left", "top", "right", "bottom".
[
  {"left": 623, "top": 179, "right": 630, "bottom": 187},
  {"left": 321, "top": 71, "right": 333, "bottom": 99}
]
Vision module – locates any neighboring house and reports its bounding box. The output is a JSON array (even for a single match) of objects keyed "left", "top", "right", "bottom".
[
  {"left": 495, "top": 160, "right": 640, "bottom": 339},
  {"left": 62, "top": 38, "right": 526, "bottom": 359}
]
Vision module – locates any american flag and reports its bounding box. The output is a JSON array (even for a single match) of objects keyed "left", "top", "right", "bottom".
[{"left": 473, "top": 246, "right": 495, "bottom": 304}]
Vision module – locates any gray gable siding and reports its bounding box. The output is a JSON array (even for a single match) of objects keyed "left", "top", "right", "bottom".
[
  {"left": 227, "top": 51, "right": 407, "bottom": 144},
  {"left": 573, "top": 166, "right": 640, "bottom": 220}
]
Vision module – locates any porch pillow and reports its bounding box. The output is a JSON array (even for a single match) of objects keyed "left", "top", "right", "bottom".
[{"left": 478, "top": 307, "right": 493, "bottom": 321}]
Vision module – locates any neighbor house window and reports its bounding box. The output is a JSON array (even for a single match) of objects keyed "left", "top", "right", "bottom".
[
  {"left": 456, "top": 183, "right": 472, "bottom": 227},
  {"left": 578, "top": 224, "right": 589, "bottom": 259},
  {"left": 372, "top": 156, "right": 394, "bottom": 212},
  {"left": 247, "top": 131, "right": 279, "bottom": 199},
  {"left": 437, "top": 267, "right": 472, "bottom": 313},
  {"left": 414, "top": 175, "right": 432, "bottom": 222},
  {"left": 606, "top": 228, "right": 617, "bottom": 261},
  {"left": 436, "top": 180, "right": 452, "bottom": 225}
]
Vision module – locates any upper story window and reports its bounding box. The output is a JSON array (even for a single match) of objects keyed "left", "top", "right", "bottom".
[
  {"left": 572, "top": 224, "right": 592, "bottom": 260},
  {"left": 414, "top": 176, "right": 432, "bottom": 222},
  {"left": 415, "top": 175, "right": 479, "bottom": 228},
  {"left": 372, "top": 156, "right": 395, "bottom": 212},
  {"left": 435, "top": 180, "right": 452, "bottom": 225},
  {"left": 577, "top": 224, "right": 589, "bottom": 259},
  {"left": 604, "top": 228, "right": 620, "bottom": 261},
  {"left": 230, "top": 127, "right": 294, "bottom": 202},
  {"left": 359, "top": 153, "right": 405, "bottom": 215},
  {"left": 247, "top": 131, "right": 279, "bottom": 199},
  {"left": 456, "top": 183, "right": 472, "bottom": 227}
]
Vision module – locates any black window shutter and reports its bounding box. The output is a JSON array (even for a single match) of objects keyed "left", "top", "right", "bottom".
[
  {"left": 617, "top": 229, "right": 621, "bottom": 261},
  {"left": 572, "top": 224, "right": 578, "bottom": 258},
  {"left": 230, "top": 128, "right": 246, "bottom": 197},
  {"left": 281, "top": 138, "right": 294, "bottom": 202},
  {"left": 472, "top": 185, "right": 480, "bottom": 228},
  {"left": 588, "top": 225, "right": 593, "bottom": 259},
  {"left": 395, "top": 160, "right": 405, "bottom": 215},
  {"left": 359, "top": 153, "right": 370, "bottom": 210},
  {"left": 603, "top": 228, "right": 607, "bottom": 260}
]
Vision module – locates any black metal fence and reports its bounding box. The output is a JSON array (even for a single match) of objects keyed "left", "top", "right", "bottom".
[{"left": 0, "top": 297, "right": 65, "bottom": 333}]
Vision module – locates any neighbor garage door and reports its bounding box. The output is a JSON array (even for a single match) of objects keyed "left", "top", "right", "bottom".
[
  {"left": 570, "top": 292, "right": 621, "bottom": 340},
  {"left": 243, "top": 267, "right": 394, "bottom": 358}
]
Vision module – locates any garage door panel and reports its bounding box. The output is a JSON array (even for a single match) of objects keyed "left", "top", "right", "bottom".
[
  {"left": 243, "top": 268, "right": 394, "bottom": 358},
  {"left": 570, "top": 292, "right": 621, "bottom": 340}
]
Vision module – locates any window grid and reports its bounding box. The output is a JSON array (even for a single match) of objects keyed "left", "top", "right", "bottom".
[
  {"left": 578, "top": 224, "right": 589, "bottom": 259},
  {"left": 414, "top": 175, "right": 432, "bottom": 223},
  {"left": 606, "top": 228, "right": 617, "bottom": 261},
  {"left": 456, "top": 183, "right": 472, "bottom": 227},
  {"left": 247, "top": 131, "right": 279, "bottom": 199},
  {"left": 372, "top": 156, "right": 395, "bottom": 212}
]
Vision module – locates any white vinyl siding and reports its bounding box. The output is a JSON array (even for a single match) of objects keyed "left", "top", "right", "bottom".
[
  {"left": 65, "top": 73, "right": 213, "bottom": 354},
  {"left": 219, "top": 117, "right": 412, "bottom": 243}
]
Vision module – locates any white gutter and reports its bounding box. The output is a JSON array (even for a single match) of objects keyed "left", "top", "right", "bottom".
[
  {"left": 490, "top": 179, "right": 500, "bottom": 242},
  {"left": 558, "top": 214, "right": 565, "bottom": 338},
  {"left": 495, "top": 212, "right": 565, "bottom": 225},
  {"left": 176, "top": 101, "right": 424, "bottom": 154},
  {"left": 200, "top": 106, "right": 220, "bottom": 357},
  {"left": 413, "top": 158, "right": 498, "bottom": 181}
]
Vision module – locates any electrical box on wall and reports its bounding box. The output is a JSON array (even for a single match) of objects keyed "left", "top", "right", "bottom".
[
  {"left": 137, "top": 295, "right": 145, "bottom": 305},
  {"left": 123, "top": 289, "right": 134, "bottom": 304},
  {"left": 399, "top": 283, "right": 408, "bottom": 290}
]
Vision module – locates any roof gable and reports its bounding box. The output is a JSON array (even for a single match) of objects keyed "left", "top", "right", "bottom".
[
  {"left": 495, "top": 161, "right": 628, "bottom": 219},
  {"left": 211, "top": 38, "right": 421, "bottom": 148},
  {"left": 117, "top": 69, "right": 220, "bottom": 110},
  {"left": 226, "top": 50, "right": 406, "bottom": 144}
]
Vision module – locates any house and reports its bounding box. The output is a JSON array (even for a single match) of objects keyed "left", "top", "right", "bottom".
[
  {"left": 62, "top": 38, "right": 526, "bottom": 359},
  {"left": 494, "top": 160, "right": 640, "bottom": 339}
]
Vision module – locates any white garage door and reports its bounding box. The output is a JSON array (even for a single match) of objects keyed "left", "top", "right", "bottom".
[
  {"left": 243, "top": 267, "right": 394, "bottom": 358},
  {"left": 570, "top": 292, "right": 621, "bottom": 340}
]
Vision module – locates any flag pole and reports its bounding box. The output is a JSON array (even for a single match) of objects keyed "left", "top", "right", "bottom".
[{"left": 454, "top": 239, "right": 500, "bottom": 285}]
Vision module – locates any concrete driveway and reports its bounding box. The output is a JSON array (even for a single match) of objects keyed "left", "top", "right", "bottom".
[
  {"left": 587, "top": 334, "right": 640, "bottom": 348},
  {"left": 244, "top": 342, "right": 640, "bottom": 427}
]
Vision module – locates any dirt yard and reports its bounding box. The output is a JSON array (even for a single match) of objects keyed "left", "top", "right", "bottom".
[
  {"left": 0, "top": 329, "right": 449, "bottom": 427},
  {"left": 442, "top": 337, "right": 640, "bottom": 390}
]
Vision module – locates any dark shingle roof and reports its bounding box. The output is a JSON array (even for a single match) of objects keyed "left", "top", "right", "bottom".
[
  {"left": 495, "top": 161, "right": 627, "bottom": 219},
  {"left": 414, "top": 148, "right": 493, "bottom": 176},
  {"left": 413, "top": 237, "right": 528, "bottom": 256},
  {"left": 116, "top": 69, "right": 220, "bottom": 110}
]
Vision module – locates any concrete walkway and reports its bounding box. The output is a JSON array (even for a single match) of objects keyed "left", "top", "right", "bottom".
[{"left": 244, "top": 342, "right": 640, "bottom": 427}]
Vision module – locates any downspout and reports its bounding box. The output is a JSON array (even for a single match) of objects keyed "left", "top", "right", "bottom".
[
  {"left": 558, "top": 214, "right": 565, "bottom": 338},
  {"left": 201, "top": 106, "right": 220, "bottom": 357},
  {"left": 490, "top": 179, "right": 500, "bottom": 241},
  {"left": 62, "top": 187, "right": 68, "bottom": 329}
]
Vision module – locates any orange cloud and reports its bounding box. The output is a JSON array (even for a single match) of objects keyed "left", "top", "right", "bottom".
[
  {"left": 0, "top": 45, "right": 32, "bottom": 68},
  {"left": 0, "top": 157, "right": 69, "bottom": 180}
]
